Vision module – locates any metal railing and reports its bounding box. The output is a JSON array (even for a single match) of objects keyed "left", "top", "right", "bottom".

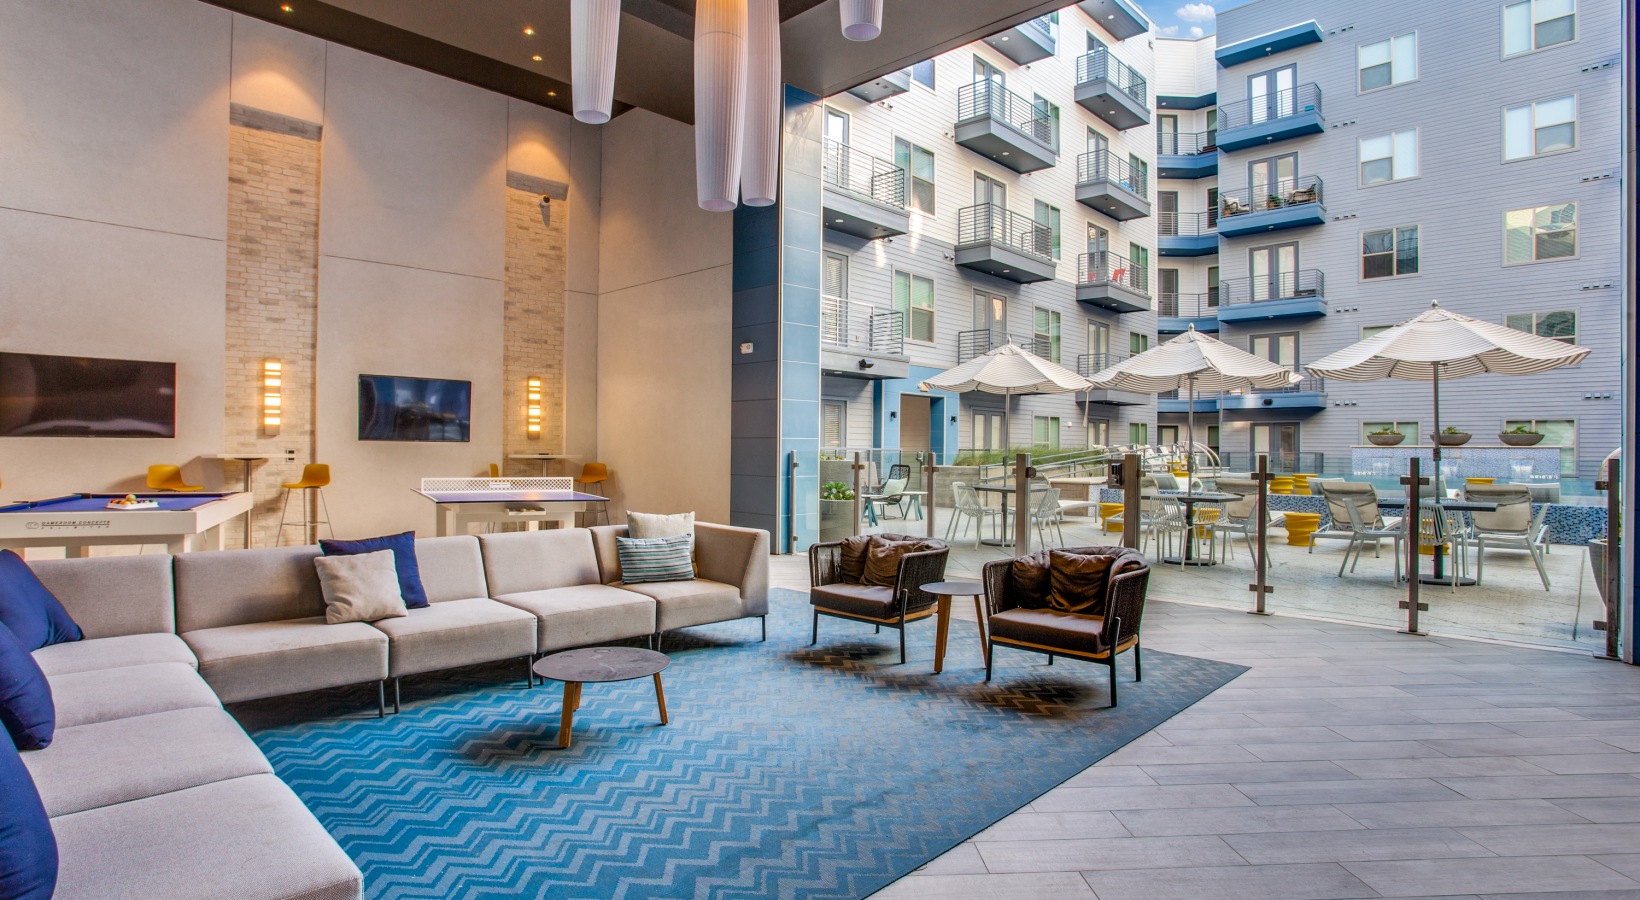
[
  {"left": 1077, "top": 251, "right": 1150, "bottom": 294},
  {"left": 1218, "top": 174, "right": 1324, "bottom": 218},
  {"left": 1158, "top": 210, "right": 1214, "bottom": 237},
  {"left": 1219, "top": 450, "right": 1325, "bottom": 475},
  {"left": 957, "top": 204, "right": 1053, "bottom": 260},
  {"left": 1076, "top": 149, "right": 1148, "bottom": 199},
  {"left": 1158, "top": 291, "right": 1218, "bottom": 318},
  {"left": 1218, "top": 269, "right": 1325, "bottom": 305},
  {"left": 821, "top": 139, "right": 906, "bottom": 208},
  {"left": 1218, "top": 82, "right": 1323, "bottom": 131},
  {"left": 1247, "top": 374, "right": 1325, "bottom": 394},
  {"left": 1157, "top": 129, "right": 1217, "bottom": 155},
  {"left": 1075, "top": 49, "right": 1148, "bottom": 106},
  {"left": 821, "top": 295, "right": 905, "bottom": 356},
  {"left": 956, "top": 81, "right": 1055, "bottom": 147},
  {"left": 956, "top": 329, "right": 1051, "bottom": 364},
  {"left": 1076, "top": 352, "right": 1129, "bottom": 378}
]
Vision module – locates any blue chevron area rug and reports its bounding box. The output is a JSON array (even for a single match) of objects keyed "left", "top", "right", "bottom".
[{"left": 234, "top": 588, "right": 1245, "bottom": 900}]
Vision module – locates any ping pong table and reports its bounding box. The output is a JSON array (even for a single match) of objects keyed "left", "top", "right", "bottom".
[{"left": 417, "top": 477, "right": 609, "bottom": 536}]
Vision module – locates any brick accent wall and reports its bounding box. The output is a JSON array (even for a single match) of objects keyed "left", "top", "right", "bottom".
[
  {"left": 502, "top": 183, "right": 568, "bottom": 476},
  {"left": 224, "top": 105, "right": 320, "bottom": 547}
]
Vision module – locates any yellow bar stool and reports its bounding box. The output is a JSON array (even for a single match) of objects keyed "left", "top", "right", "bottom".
[
  {"left": 146, "top": 465, "right": 203, "bottom": 492},
  {"left": 277, "top": 463, "right": 334, "bottom": 545},
  {"left": 489, "top": 463, "right": 502, "bottom": 479},
  {"left": 575, "top": 462, "right": 610, "bottom": 526}
]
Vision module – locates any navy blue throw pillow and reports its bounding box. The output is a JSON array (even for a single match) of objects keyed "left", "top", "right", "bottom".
[
  {"left": 0, "top": 623, "right": 53, "bottom": 751},
  {"left": 0, "top": 724, "right": 57, "bottom": 900},
  {"left": 0, "top": 551, "right": 82, "bottom": 651},
  {"left": 320, "top": 532, "right": 428, "bottom": 609}
]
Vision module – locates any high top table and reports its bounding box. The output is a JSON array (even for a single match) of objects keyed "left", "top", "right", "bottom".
[
  {"left": 1376, "top": 495, "right": 1497, "bottom": 586},
  {"left": 1159, "top": 491, "right": 1241, "bottom": 567}
]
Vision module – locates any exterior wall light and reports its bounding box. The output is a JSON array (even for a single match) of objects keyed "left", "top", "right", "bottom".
[
  {"left": 527, "top": 376, "right": 543, "bottom": 438},
  {"left": 262, "top": 359, "right": 282, "bottom": 436}
]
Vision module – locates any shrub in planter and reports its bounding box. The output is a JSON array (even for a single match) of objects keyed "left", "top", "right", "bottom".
[
  {"left": 1366, "top": 427, "right": 1406, "bottom": 446},
  {"left": 1499, "top": 425, "right": 1544, "bottom": 447},
  {"left": 1434, "top": 426, "right": 1472, "bottom": 447}
]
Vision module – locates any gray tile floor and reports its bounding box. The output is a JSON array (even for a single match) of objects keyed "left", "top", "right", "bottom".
[{"left": 765, "top": 556, "right": 1640, "bottom": 899}]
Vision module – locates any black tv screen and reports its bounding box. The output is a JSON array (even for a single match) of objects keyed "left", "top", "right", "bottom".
[
  {"left": 358, "top": 375, "right": 471, "bottom": 442},
  {"left": 0, "top": 351, "right": 177, "bottom": 438}
]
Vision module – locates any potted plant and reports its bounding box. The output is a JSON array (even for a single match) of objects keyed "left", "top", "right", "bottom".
[
  {"left": 819, "top": 481, "right": 856, "bottom": 542},
  {"left": 1366, "top": 425, "right": 1406, "bottom": 446},
  {"left": 1499, "top": 424, "right": 1545, "bottom": 446},
  {"left": 1434, "top": 426, "right": 1472, "bottom": 446}
]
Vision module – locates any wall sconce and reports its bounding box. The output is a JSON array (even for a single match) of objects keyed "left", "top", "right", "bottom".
[
  {"left": 261, "top": 359, "right": 282, "bottom": 437},
  {"left": 889, "top": 410, "right": 897, "bottom": 420},
  {"left": 526, "top": 376, "right": 543, "bottom": 438}
]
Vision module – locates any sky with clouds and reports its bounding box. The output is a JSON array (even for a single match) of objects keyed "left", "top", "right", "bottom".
[{"left": 1133, "top": 0, "right": 1255, "bottom": 39}]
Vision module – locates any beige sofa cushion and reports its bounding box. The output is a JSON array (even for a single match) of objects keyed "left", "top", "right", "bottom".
[
  {"left": 618, "top": 579, "right": 743, "bottom": 632},
  {"left": 28, "top": 555, "right": 176, "bottom": 639},
  {"left": 479, "top": 530, "right": 602, "bottom": 596},
  {"left": 183, "top": 617, "right": 388, "bottom": 704},
  {"left": 48, "top": 662, "right": 221, "bottom": 729},
  {"left": 51, "top": 774, "right": 363, "bottom": 900},
  {"left": 314, "top": 550, "right": 407, "bottom": 625},
  {"left": 32, "top": 633, "right": 197, "bottom": 676},
  {"left": 412, "top": 535, "right": 490, "bottom": 603},
  {"left": 24, "top": 706, "right": 272, "bottom": 818},
  {"left": 371, "top": 598, "right": 537, "bottom": 677},
  {"left": 494, "top": 584, "right": 656, "bottom": 653},
  {"left": 175, "top": 546, "right": 326, "bottom": 633}
]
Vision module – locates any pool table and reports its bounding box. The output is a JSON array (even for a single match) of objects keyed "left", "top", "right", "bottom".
[{"left": 0, "top": 492, "right": 255, "bottom": 557}]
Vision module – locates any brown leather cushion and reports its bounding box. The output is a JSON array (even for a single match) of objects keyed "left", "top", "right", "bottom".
[
  {"left": 1008, "top": 550, "right": 1053, "bottom": 609},
  {"left": 810, "top": 583, "right": 896, "bottom": 619},
  {"left": 989, "top": 607, "right": 1109, "bottom": 655},
  {"left": 860, "top": 535, "right": 937, "bottom": 588},
  {"left": 1047, "top": 549, "right": 1119, "bottom": 614},
  {"left": 837, "top": 535, "right": 872, "bottom": 583}
]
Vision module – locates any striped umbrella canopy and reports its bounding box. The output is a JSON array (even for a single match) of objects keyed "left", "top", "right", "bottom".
[{"left": 918, "top": 342, "right": 1094, "bottom": 452}]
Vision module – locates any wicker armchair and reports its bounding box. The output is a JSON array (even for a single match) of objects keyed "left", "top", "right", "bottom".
[
  {"left": 981, "top": 546, "right": 1150, "bottom": 706},
  {"left": 809, "top": 533, "right": 949, "bottom": 664}
]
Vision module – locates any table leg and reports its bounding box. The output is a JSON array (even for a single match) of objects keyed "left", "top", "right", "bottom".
[
  {"left": 973, "top": 594, "right": 991, "bottom": 668},
  {"left": 653, "top": 673, "right": 668, "bottom": 725},
  {"left": 933, "top": 596, "right": 952, "bottom": 674},
  {"left": 241, "top": 461, "right": 255, "bottom": 550},
  {"left": 558, "top": 681, "right": 581, "bottom": 749}
]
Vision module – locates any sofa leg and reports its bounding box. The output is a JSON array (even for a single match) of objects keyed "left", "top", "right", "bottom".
[
  {"left": 655, "top": 632, "right": 664, "bottom": 653},
  {"left": 1107, "top": 657, "right": 1118, "bottom": 708},
  {"left": 525, "top": 656, "right": 535, "bottom": 688},
  {"left": 1047, "top": 653, "right": 1054, "bottom": 666},
  {"left": 377, "top": 681, "right": 386, "bottom": 718},
  {"left": 985, "top": 642, "right": 994, "bottom": 682},
  {"left": 874, "top": 624, "right": 881, "bottom": 634},
  {"left": 760, "top": 616, "right": 767, "bottom": 642},
  {"left": 1134, "top": 640, "right": 1142, "bottom": 682},
  {"left": 898, "top": 620, "right": 907, "bottom": 665},
  {"left": 811, "top": 609, "right": 819, "bottom": 647},
  {"left": 393, "top": 677, "right": 402, "bottom": 715}
]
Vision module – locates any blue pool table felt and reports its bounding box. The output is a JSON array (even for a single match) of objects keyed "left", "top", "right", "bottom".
[{"left": 0, "top": 493, "right": 234, "bottom": 513}]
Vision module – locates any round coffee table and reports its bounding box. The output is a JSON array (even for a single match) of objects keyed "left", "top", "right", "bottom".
[
  {"left": 920, "top": 580, "right": 988, "bottom": 674},
  {"left": 532, "top": 646, "right": 670, "bottom": 749}
]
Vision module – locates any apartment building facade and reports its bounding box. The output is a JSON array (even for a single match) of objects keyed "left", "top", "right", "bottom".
[{"left": 1158, "top": 0, "right": 1622, "bottom": 476}]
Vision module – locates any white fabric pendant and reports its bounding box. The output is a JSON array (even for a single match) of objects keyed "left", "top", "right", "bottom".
[
  {"left": 571, "top": 0, "right": 620, "bottom": 124},
  {"left": 695, "top": 0, "right": 749, "bottom": 211},
  {"left": 740, "top": 0, "right": 780, "bottom": 207},
  {"left": 839, "top": 0, "right": 882, "bottom": 41}
]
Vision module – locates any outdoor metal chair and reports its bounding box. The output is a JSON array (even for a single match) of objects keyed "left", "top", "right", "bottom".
[
  {"left": 945, "top": 481, "right": 1000, "bottom": 548},
  {"left": 809, "top": 535, "right": 949, "bottom": 664},
  {"left": 1463, "top": 484, "right": 1551, "bottom": 590},
  {"left": 1210, "top": 477, "right": 1288, "bottom": 563},
  {"left": 861, "top": 477, "right": 908, "bottom": 525},
  {"left": 1028, "top": 488, "right": 1064, "bottom": 549},
  {"left": 1315, "top": 482, "right": 1404, "bottom": 580}
]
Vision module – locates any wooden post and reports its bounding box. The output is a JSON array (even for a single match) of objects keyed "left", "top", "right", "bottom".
[
  {"left": 851, "top": 452, "right": 864, "bottom": 537},
  {"left": 1399, "top": 457, "right": 1429, "bottom": 635},
  {"left": 1595, "top": 457, "right": 1621, "bottom": 661},
  {"left": 1121, "top": 453, "right": 1140, "bottom": 551},
  {"left": 1247, "top": 453, "right": 1274, "bottom": 616},
  {"left": 1013, "top": 452, "right": 1032, "bottom": 554},
  {"left": 925, "top": 460, "right": 938, "bottom": 540}
]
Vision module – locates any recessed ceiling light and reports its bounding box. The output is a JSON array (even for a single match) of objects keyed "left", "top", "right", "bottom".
[
  {"left": 547, "top": 90, "right": 557, "bottom": 96},
  {"left": 1108, "top": 13, "right": 1115, "bottom": 18},
  {"left": 524, "top": 26, "right": 536, "bottom": 36},
  {"left": 835, "top": 218, "right": 844, "bottom": 223},
  {"left": 280, "top": 3, "right": 293, "bottom": 10},
  {"left": 1000, "top": 36, "right": 1010, "bottom": 41},
  {"left": 532, "top": 54, "right": 543, "bottom": 61}
]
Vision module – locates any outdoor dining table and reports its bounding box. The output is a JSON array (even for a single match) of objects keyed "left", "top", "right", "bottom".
[
  {"left": 969, "top": 482, "right": 1032, "bottom": 547},
  {"left": 1159, "top": 491, "right": 1241, "bottom": 567},
  {"left": 1375, "top": 495, "right": 1498, "bottom": 586}
]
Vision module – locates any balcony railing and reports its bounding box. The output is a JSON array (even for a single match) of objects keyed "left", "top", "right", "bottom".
[
  {"left": 957, "top": 204, "right": 1052, "bottom": 260},
  {"left": 1076, "top": 352, "right": 1129, "bottom": 378},
  {"left": 1077, "top": 251, "right": 1150, "bottom": 294},
  {"left": 1220, "top": 451, "right": 1326, "bottom": 475},
  {"left": 1158, "top": 291, "right": 1218, "bottom": 318},
  {"left": 1076, "top": 49, "right": 1148, "bottom": 106},
  {"left": 956, "top": 81, "right": 1055, "bottom": 147},
  {"left": 1076, "top": 150, "right": 1148, "bottom": 199},
  {"left": 1246, "top": 374, "right": 1325, "bottom": 394},
  {"left": 821, "top": 296, "right": 905, "bottom": 356},
  {"left": 1157, "top": 130, "right": 1217, "bottom": 155},
  {"left": 957, "top": 329, "right": 1051, "bottom": 364},
  {"left": 1218, "top": 269, "right": 1325, "bottom": 305},
  {"left": 1158, "top": 211, "right": 1214, "bottom": 237},
  {"left": 1218, "top": 82, "right": 1322, "bottom": 131},
  {"left": 1218, "top": 175, "right": 1324, "bottom": 218},
  {"left": 822, "top": 139, "right": 906, "bottom": 208}
]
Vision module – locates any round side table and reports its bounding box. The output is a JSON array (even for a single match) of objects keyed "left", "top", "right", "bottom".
[
  {"left": 920, "top": 580, "right": 988, "bottom": 673},
  {"left": 532, "top": 646, "right": 670, "bottom": 749}
]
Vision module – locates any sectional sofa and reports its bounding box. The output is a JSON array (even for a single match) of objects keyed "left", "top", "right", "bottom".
[{"left": 19, "top": 522, "right": 769, "bottom": 899}]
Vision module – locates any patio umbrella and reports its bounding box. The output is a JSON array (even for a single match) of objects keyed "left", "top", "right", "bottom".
[
  {"left": 1304, "top": 300, "right": 1590, "bottom": 496},
  {"left": 917, "top": 341, "right": 1094, "bottom": 454},
  {"left": 1086, "top": 326, "right": 1302, "bottom": 492}
]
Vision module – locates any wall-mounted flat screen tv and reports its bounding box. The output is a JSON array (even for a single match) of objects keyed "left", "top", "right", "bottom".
[
  {"left": 0, "top": 351, "right": 177, "bottom": 438},
  {"left": 358, "top": 374, "right": 471, "bottom": 442}
]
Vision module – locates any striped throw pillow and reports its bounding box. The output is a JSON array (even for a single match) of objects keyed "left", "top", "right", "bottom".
[{"left": 616, "top": 534, "right": 695, "bottom": 584}]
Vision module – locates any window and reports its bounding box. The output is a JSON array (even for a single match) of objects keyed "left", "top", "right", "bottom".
[
  {"left": 1359, "top": 130, "right": 1418, "bottom": 185},
  {"left": 1362, "top": 225, "right": 1419, "bottom": 278},
  {"left": 1127, "top": 154, "right": 1148, "bottom": 195},
  {"left": 1207, "top": 266, "right": 1220, "bottom": 306},
  {"left": 1087, "top": 321, "right": 1111, "bottom": 369},
  {"left": 1505, "top": 418, "right": 1577, "bottom": 474},
  {"left": 1128, "top": 422, "right": 1148, "bottom": 446},
  {"left": 1033, "top": 307, "right": 1062, "bottom": 362},
  {"left": 823, "top": 252, "right": 848, "bottom": 298},
  {"left": 910, "top": 59, "right": 935, "bottom": 90},
  {"left": 822, "top": 401, "right": 846, "bottom": 448},
  {"left": 892, "top": 271, "right": 936, "bottom": 342},
  {"left": 1250, "top": 332, "right": 1298, "bottom": 368},
  {"left": 1504, "top": 202, "right": 1576, "bottom": 263},
  {"left": 1033, "top": 201, "right": 1062, "bottom": 259},
  {"left": 1504, "top": 0, "right": 1575, "bottom": 56},
  {"left": 1505, "top": 309, "right": 1577, "bottom": 343},
  {"left": 1129, "top": 332, "right": 1149, "bottom": 354},
  {"left": 1358, "top": 33, "right": 1417, "bottom": 91},
  {"left": 1505, "top": 96, "right": 1576, "bottom": 159},
  {"left": 1364, "top": 421, "right": 1419, "bottom": 442},
  {"left": 1128, "top": 243, "right": 1150, "bottom": 292},
  {"left": 1159, "top": 425, "right": 1179, "bottom": 446},
  {"left": 895, "top": 138, "right": 935, "bottom": 213},
  {"left": 1087, "top": 419, "right": 1110, "bottom": 448},
  {"left": 1033, "top": 416, "right": 1061, "bottom": 450},
  {"left": 973, "top": 411, "right": 1003, "bottom": 451},
  {"left": 1362, "top": 324, "right": 1395, "bottom": 339},
  {"left": 1033, "top": 94, "right": 1060, "bottom": 147}
]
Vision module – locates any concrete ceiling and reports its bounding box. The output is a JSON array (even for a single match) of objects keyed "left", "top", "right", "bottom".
[{"left": 205, "top": 0, "right": 1068, "bottom": 123}]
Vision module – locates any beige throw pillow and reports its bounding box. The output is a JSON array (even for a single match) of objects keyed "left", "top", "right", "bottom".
[
  {"left": 315, "top": 549, "right": 409, "bottom": 625},
  {"left": 628, "top": 511, "right": 697, "bottom": 573}
]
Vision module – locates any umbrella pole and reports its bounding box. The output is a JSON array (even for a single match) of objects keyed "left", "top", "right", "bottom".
[
  {"left": 1186, "top": 375, "right": 1196, "bottom": 496},
  {"left": 1431, "top": 362, "right": 1442, "bottom": 498}
]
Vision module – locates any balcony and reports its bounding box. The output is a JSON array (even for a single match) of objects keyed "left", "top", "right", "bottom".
[
  {"left": 1077, "top": 0, "right": 1149, "bottom": 40},
  {"left": 1076, "top": 251, "right": 1150, "bottom": 313},
  {"left": 1216, "top": 175, "right": 1325, "bottom": 237},
  {"left": 1158, "top": 389, "right": 1219, "bottom": 414},
  {"left": 1214, "top": 20, "right": 1324, "bottom": 69},
  {"left": 822, "top": 139, "right": 909, "bottom": 240},
  {"left": 1216, "top": 269, "right": 1326, "bottom": 324},
  {"left": 954, "top": 205, "right": 1057, "bottom": 284},
  {"left": 847, "top": 68, "right": 911, "bottom": 103},
  {"left": 1220, "top": 375, "right": 1326, "bottom": 413},
  {"left": 1075, "top": 50, "right": 1150, "bottom": 131},
  {"left": 957, "top": 330, "right": 1051, "bottom": 365},
  {"left": 1157, "top": 292, "right": 1219, "bottom": 334},
  {"left": 983, "top": 15, "right": 1056, "bottom": 65},
  {"left": 1158, "top": 211, "right": 1217, "bottom": 256},
  {"left": 1076, "top": 150, "right": 1150, "bottom": 221},
  {"left": 1157, "top": 130, "right": 1218, "bottom": 178},
  {"left": 1216, "top": 83, "right": 1323, "bottom": 151},
  {"left": 1075, "top": 352, "right": 1149, "bottom": 406},
  {"left": 954, "top": 82, "right": 1057, "bottom": 174},
  {"left": 821, "top": 296, "right": 909, "bottom": 380}
]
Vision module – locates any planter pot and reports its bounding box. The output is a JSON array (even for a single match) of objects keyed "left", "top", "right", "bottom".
[
  {"left": 1499, "top": 432, "right": 1544, "bottom": 446},
  {"left": 819, "top": 499, "right": 856, "bottom": 543},
  {"left": 1434, "top": 432, "right": 1472, "bottom": 446},
  {"left": 1367, "top": 433, "right": 1406, "bottom": 446}
]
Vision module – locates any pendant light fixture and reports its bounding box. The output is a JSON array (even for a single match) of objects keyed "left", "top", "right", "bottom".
[
  {"left": 694, "top": 0, "right": 749, "bottom": 211},
  {"left": 740, "top": 0, "right": 779, "bottom": 207},
  {"left": 571, "top": 0, "right": 620, "bottom": 124},
  {"left": 839, "top": 0, "right": 882, "bottom": 41}
]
